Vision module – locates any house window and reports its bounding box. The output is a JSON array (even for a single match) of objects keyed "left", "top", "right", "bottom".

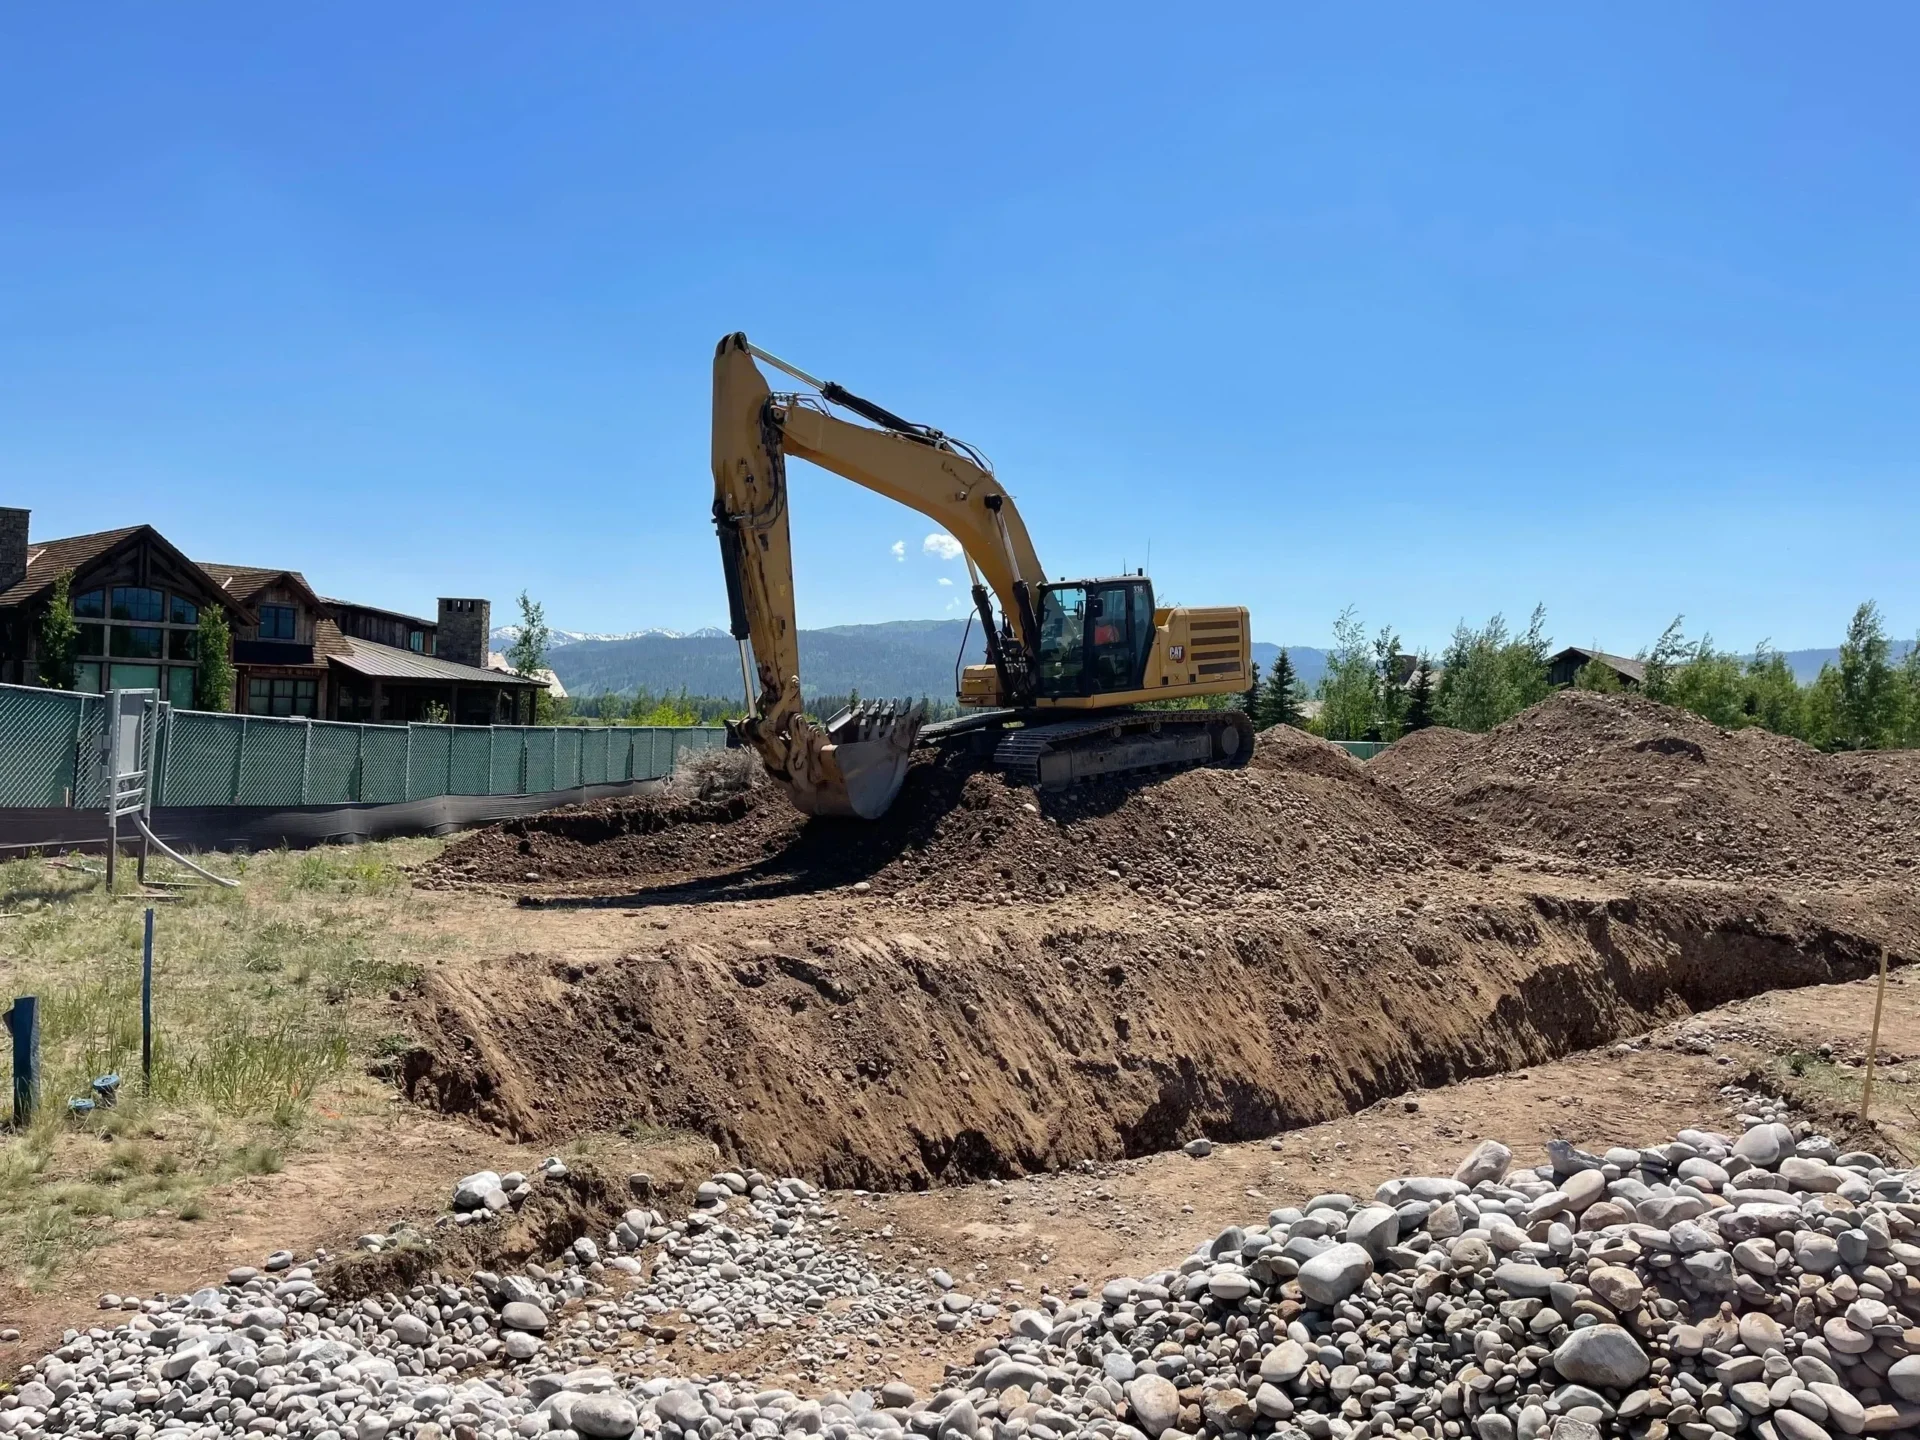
[
  {"left": 77, "top": 623, "right": 105, "bottom": 656},
  {"left": 247, "top": 677, "right": 317, "bottom": 718},
  {"left": 75, "top": 662, "right": 101, "bottom": 693},
  {"left": 110, "top": 586, "right": 164, "bottom": 622},
  {"left": 409, "top": 629, "right": 424, "bottom": 652},
  {"left": 109, "top": 663, "right": 161, "bottom": 691},
  {"left": 110, "top": 626, "right": 164, "bottom": 659},
  {"left": 166, "top": 666, "right": 196, "bottom": 709},
  {"left": 258, "top": 604, "right": 297, "bottom": 640},
  {"left": 168, "top": 629, "right": 198, "bottom": 660},
  {"left": 74, "top": 589, "right": 104, "bottom": 619},
  {"left": 169, "top": 595, "right": 198, "bottom": 626}
]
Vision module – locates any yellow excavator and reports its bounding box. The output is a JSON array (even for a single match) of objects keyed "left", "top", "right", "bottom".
[{"left": 711, "top": 332, "right": 1253, "bottom": 819}]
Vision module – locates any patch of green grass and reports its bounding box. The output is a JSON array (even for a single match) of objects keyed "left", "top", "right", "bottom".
[{"left": 0, "top": 837, "right": 446, "bottom": 1283}]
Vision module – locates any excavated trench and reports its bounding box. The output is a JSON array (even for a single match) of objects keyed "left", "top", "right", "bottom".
[
  {"left": 400, "top": 879, "right": 1920, "bottom": 1191},
  {"left": 403, "top": 695, "right": 1920, "bottom": 1192}
]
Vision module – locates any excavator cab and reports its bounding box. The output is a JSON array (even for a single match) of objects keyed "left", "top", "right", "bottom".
[{"left": 1034, "top": 578, "right": 1156, "bottom": 699}]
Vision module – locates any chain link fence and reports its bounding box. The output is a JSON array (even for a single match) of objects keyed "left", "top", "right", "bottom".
[{"left": 0, "top": 683, "right": 723, "bottom": 808}]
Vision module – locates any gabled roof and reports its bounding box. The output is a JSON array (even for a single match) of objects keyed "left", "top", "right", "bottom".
[
  {"left": 1551, "top": 646, "right": 1646, "bottom": 683},
  {"left": 0, "top": 524, "right": 248, "bottom": 619},
  {"left": 0, "top": 526, "right": 141, "bottom": 607},
  {"left": 320, "top": 596, "right": 437, "bottom": 630},
  {"left": 328, "top": 635, "right": 538, "bottom": 688},
  {"left": 197, "top": 562, "right": 326, "bottom": 611}
]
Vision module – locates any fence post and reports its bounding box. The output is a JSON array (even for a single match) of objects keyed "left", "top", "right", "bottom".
[
  {"left": 551, "top": 730, "right": 559, "bottom": 793},
  {"left": 404, "top": 725, "right": 413, "bottom": 802},
  {"left": 142, "top": 908, "right": 155, "bottom": 1092},
  {"left": 353, "top": 725, "right": 365, "bottom": 802},
  {"left": 232, "top": 716, "right": 249, "bottom": 804},
  {"left": 6, "top": 996, "right": 39, "bottom": 1128},
  {"left": 300, "top": 719, "right": 313, "bottom": 804},
  {"left": 488, "top": 727, "right": 497, "bottom": 795}
]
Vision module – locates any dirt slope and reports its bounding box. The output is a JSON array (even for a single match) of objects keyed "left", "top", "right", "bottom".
[
  {"left": 1372, "top": 690, "right": 1920, "bottom": 881},
  {"left": 403, "top": 694, "right": 1920, "bottom": 1191},
  {"left": 425, "top": 727, "right": 1487, "bottom": 910}
]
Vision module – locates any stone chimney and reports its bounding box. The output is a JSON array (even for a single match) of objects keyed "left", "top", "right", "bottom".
[
  {"left": 436, "top": 597, "right": 491, "bottom": 668},
  {"left": 0, "top": 508, "right": 28, "bottom": 594}
]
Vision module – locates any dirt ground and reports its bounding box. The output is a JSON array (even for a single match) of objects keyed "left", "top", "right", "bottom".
[
  {"left": 7, "top": 694, "right": 1919, "bottom": 1375},
  {"left": 9, "top": 962, "right": 1913, "bottom": 1389}
]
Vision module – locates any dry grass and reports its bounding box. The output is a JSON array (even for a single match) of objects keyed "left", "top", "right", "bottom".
[{"left": 0, "top": 839, "right": 447, "bottom": 1281}]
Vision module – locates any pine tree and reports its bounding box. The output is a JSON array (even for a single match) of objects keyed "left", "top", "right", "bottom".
[
  {"left": 37, "top": 570, "right": 79, "bottom": 690},
  {"left": 1241, "top": 660, "right": 1262, "bottom": 716},
  {"left": 1258, "top": 648, "right": 1302, "bottom": 729},
  {"left": 506, "top": 591, "right": 554, "bottom": 724},
  {"left": 1405, "top": 655, "right": 1436, "bottom": 731}
]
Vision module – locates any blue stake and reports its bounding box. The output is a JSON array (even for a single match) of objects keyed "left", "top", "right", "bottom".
[
  {"left": 142, "top": 907, "right": 155, "bottom": 1091},
  {"left": 7, "top": 996, "right": 39, "bottom": 1128}
]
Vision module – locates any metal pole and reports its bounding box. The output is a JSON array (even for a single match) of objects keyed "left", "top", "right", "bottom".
[
  {"left": 7, "top": 996, "right": 39, "bottom": 1128},
  {"left": 233, "top": 715, "right": 249, "bottom": 804},
  {"left": 353, "top": 724, "right": 365, "bottom": 802},
  {"left": 300, "top": 718, "right": 312, "bottom": 804},
  {"left": 404, "top": 725, "right": 413, "bottom": 801},
  {"left": 1860, "top": 945, "right": 1891, "bottom": 1120},
  {"left": 142, "top": 908, "right": 154, "bottom": 1091}
]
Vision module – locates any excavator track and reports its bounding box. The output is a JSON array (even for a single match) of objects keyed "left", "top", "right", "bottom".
[{"left": 986, "top": 708, "right": 1254, "bottom": 790}]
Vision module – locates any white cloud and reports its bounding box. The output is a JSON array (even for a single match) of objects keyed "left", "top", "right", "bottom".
[
  {"left": 937, "top": 577, "right": 953, "bottom": 586},
  {"left": 890, "top": 540, "right": 905, "bottom": 562},
  {"left": 922, "top": 533, "right": 964, "bottom": 562}
]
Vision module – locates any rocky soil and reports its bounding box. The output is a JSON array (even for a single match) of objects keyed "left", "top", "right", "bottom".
[
  {"left": 14, "top": 1100, "right": 1920, "bottom": 1440},
  {"left": 1370, "top": 695, "right": 1920, "bottom": 884}
]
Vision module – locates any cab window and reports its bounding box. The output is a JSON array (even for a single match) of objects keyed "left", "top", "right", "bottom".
[{"left": 1036, "top": 586, "right": 1086, "bottom": 694}]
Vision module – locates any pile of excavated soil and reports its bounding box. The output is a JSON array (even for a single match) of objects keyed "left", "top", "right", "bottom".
[
  {"left": 425, "top": 726, "right": 1490, "bottom": 910},
  {"left": 1372, "top": 690, "right": 1920, "bottom": 880}
]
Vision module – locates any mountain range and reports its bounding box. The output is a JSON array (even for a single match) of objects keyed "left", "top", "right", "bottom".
[
  {"left": 492, "top": 621, "right": 1328, "bottom": 700},
  {"left": 491, "top": 621, "right": 1897, "bottom": 701}
]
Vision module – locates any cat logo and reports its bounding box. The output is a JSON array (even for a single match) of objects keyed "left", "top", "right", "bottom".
[{"left": 1169, "top": 645, "right": 1185, "bottom": 661}]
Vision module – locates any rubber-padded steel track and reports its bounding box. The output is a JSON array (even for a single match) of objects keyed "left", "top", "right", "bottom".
[{"left": 989, "top": 709, "right": 1252, "bottom": 787}]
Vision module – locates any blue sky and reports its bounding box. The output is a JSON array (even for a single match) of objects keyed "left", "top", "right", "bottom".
[{"left": 2, "top": 5, "right": 1914, "bottom": 654}]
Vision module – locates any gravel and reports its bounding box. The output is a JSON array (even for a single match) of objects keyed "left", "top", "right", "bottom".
[{"left": 11, "top": 1090, "right": 1920, "bottom": 1440}]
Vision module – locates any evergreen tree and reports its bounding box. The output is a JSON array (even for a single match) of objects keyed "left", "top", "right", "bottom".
[
  {"left": 1405, "top": 655, "right": 1436, "bottom": 731},
  {"left": 1373, "top": 625, "right": 1409, "bottom": 741},
  {"left": 1573, "top": 656, "right": 1623, "bottom": 693},
  {"left": 1241, "top": 659, "right": 1262, "bottom": 716},
  {"left": 1259, "top": 648, "right": 1302, "bottom": 728},
  {"left": 196, "top": 606, "right": 235, "bottom": 711},
  {"left": 36, "top": 570, "right": 79, "bottom": 690}
]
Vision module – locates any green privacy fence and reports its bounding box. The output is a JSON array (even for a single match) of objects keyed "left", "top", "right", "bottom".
[{"left": 0, "top": 683, "right": 724, "bottom": 808}]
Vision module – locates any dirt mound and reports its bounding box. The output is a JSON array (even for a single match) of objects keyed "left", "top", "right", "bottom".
[
  {"left": 402, "top": 881, "right": 1919, "bottom": 1188},
  {"left": 424, "top": 726, "right": 1487, "bottom": 910},
  {"left": 1373, "top": 691, "right": 1919, "bottom": 881}
]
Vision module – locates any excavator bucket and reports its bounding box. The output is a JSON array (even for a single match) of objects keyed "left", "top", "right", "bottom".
[{"left": 781, "top": 701, "right": 926, "bottom": 819}]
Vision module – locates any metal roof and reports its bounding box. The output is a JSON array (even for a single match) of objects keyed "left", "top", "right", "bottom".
[{"left": 328, "top": 636, "right": 537, "bottom": 687}]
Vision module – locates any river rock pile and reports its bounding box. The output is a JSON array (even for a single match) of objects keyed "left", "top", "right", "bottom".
[
  {"left": 9, "top": 1101, "right": 1920, "bottom": 1440},
  {"left": 937, "top": 1097, "right": 1920, "bottom": 1440}
]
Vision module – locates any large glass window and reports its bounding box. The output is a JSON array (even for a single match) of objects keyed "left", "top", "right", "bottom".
[
  {"left": 258, "top": 604, "right": 297, "bottom": 640},
  {"left": 166, "top": 666, "right": 196, "bottom": 709},
  {"left": 248, "top": 677, "right": 317, "bottom": 718},
  {"left": 76, "top": 623, "right": 105, "bottom": 656},
  {"left": 74, "top": 589, "right": 104, "bottom": 619},
  {"left": 108, "top": 663, "right": 161, "bottom": 691},
  {"left": 75, "top": 662, "right": 101, "bottom": 693},
  {"left": 169, "top": 595, "right": 198, "bottom": 626},
  {"left": 110, "top": 586, "right": 164, "bottom": 621},
  {"left": 168, "top": 629, "right": 198, "bottom": 660},
  {"left": 110, "top": 626, "right": 164, "bottom": 659},
  {"left": 1036, "top": 586, "right": 1087, "bottom": 695}
]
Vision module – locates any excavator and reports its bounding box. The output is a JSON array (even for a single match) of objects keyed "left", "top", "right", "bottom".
[{"left": 711, "top": 332, "right": 1253, "bottom": 819}]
